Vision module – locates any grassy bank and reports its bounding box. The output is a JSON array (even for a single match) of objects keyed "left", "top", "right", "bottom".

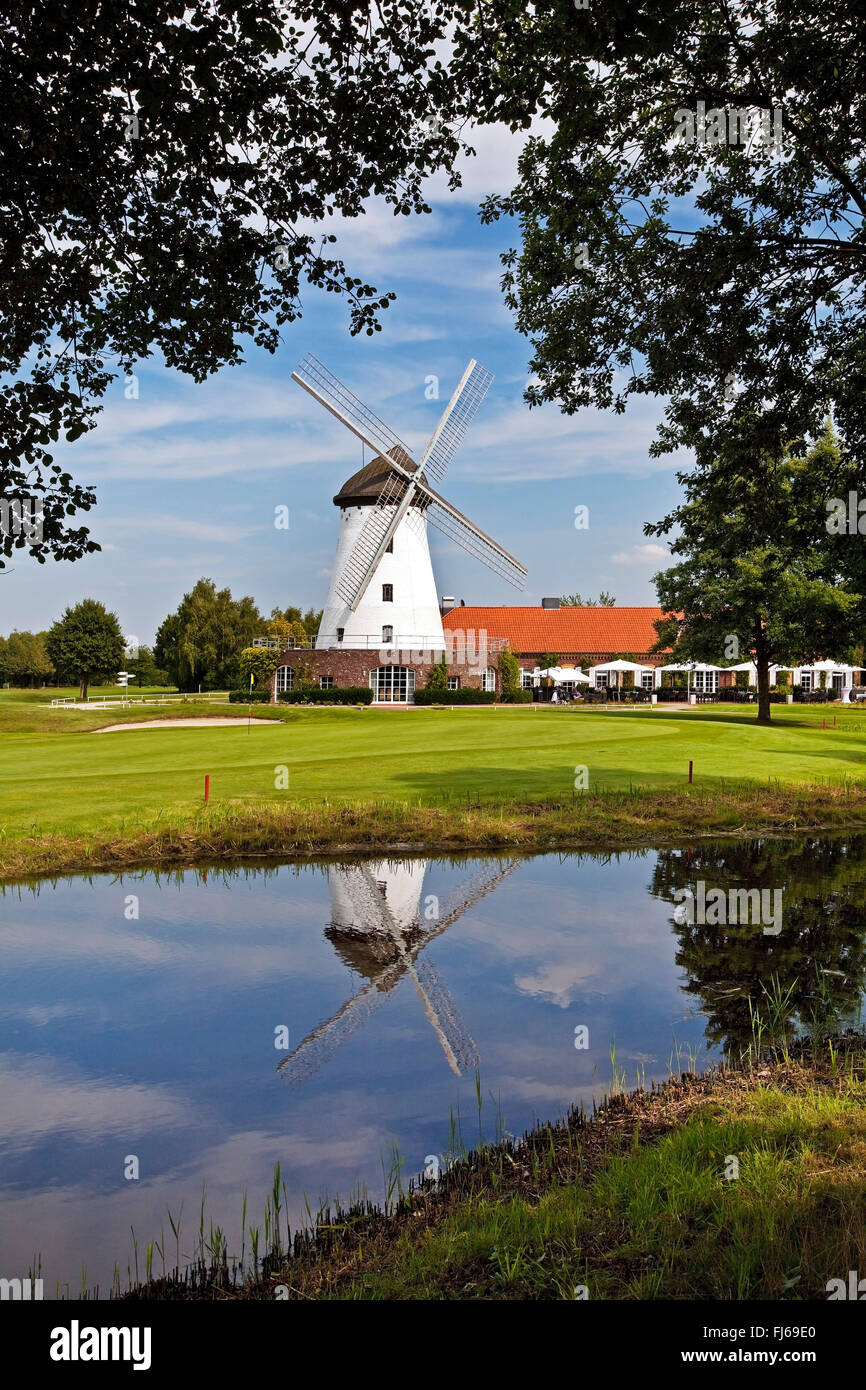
[
  {"left": 121, "top": 1037, "right": 866, "bottom": 1301},
  {"left": 3, "top": 694, "right": 866, "bottom": 877},
  {"left": 3, "top": 782, "right": 866, "bottom": 881}
]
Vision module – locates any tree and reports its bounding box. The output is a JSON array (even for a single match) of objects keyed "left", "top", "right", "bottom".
[
  {"left": 497, "top": 643, "right": 521, "bottom": 700},
  {"left": 470, "top": 1, "right": 866, "bottom": 493},
  {"left": 0, "top": 629, "right": 54, "bottom": 686},
  {"left": 269, "top": 607, "right": 322, "bottom": 646},
  {"left": 45, "top": 599, "right": 125, "bottom": 699},
  {"left": 424, "top": 655, "right": 449, "bottom": 691},
  {"left": 1, "top": 2, "right": 470, "bottom": 567},
  {"left": 537, "top": 652, "right": 560, "bottom": 671},
  {"left": 154, "top": 578, "right": 262, "bottom": 689},
  {"left": 648, "top": 424, "right": 861, "bottom": 724},
  {"left": 126, "top": 645, "right": 169, "bottom": 689},
  {"left": 560, "top": 593, "right": 616, "bottom": 607},
  {"left": 239, "top": 645, "right": 281, "bottom": 691}
]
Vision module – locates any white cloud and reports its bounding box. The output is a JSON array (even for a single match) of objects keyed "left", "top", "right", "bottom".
[{"left": 611, "top": 543, "right": 670, "bottom": 566}]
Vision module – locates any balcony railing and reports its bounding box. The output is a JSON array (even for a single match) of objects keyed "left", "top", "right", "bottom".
[{"left": 252, "top": 634, "right": 508, "bottom": 655}]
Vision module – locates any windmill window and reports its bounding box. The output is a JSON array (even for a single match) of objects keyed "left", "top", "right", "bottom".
[
  {"left": 382, "top": 583, "right": 393, "bottom": 602},
  {"left": 320, "top": 675, "right": 334, "bottom": 689},
  {"left": 337, "top": 627, "right": 344, "bottom": 643},
  {"left": 385, "top": 538, "right": 393, "bottom": 553},
  {"left": 382, "top": 625, "right": 393, "bottom": 643}
]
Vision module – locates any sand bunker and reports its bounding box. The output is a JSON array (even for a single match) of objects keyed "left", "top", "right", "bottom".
[{"left": 93, "top": 717, "right": 276, "bottom": 732}]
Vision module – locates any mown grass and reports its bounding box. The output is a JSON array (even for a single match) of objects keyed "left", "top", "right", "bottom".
[
  {"left": 2, "top": 694, "right": 866, "bottom": 876},
  {"left": 116, "top": 1039, "right": 866, "bottom": 1301}
]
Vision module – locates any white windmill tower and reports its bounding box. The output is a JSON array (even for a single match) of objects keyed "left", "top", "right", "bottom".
[{"left": 291, "top": 355, "right": 527, "bottom": 665}]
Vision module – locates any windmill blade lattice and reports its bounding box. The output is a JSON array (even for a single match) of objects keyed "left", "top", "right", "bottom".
[
  {"left": 291, "top": 353, "right": 414, "bottom": 476},
  {"left": 417, "top": 359, "right": 494, "bottom": 485}
]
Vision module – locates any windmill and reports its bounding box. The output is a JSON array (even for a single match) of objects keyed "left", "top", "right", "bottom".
[
  {"left": 277, "top": 857, "right": 519, "bottom": 1085},
  {"left": 290, "top": 355, "right": 527, "bottom": 659}
]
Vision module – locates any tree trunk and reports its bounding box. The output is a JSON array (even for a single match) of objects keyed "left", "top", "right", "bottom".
[
  {"left": 80, "top": 676, "right": 89, "bottom": 701},
  {"left": 754, "top": 633, "right": 772, "bottom": 724}
]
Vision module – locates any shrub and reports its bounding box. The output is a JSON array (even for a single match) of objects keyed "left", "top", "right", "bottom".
[
  {"left": 424, "top": 655, "right": 449, "bottom": 692},
  {"left": 502, "top": 688, "right": 533, "bottom": 703},
  {"left": 229, "top": 689, "right": 272, "bottom": 703},
  {"left": 413, "top": 688, "right": 496, "bottom": 705},
  {"left": 278, "top": 686, "right": 374, "bottom": 705},
  {"left": 498, "top": 643, "right": 522, "bottom": 700}
]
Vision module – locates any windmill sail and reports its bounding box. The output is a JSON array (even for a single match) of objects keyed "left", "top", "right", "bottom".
[
  {"left": 418, "top": 483, "right": 528, "bottom": 589},
  {"left": 416, "top": 359, "right": 493, "bottom": 485},
  {"left": 291, "top": 353, "right": 415, "bottom": 479},
  {"left": 291, "top": 351, "right": 527, "bottom": 615}
]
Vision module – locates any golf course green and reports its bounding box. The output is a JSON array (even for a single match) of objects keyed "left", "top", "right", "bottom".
[{"left": 2, "top": 690, "right": 865, "bottom": 857}]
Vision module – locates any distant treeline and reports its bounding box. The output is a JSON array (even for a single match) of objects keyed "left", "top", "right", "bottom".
[{"left": 1, "top": 578, "right": 322, "bottom": 691}]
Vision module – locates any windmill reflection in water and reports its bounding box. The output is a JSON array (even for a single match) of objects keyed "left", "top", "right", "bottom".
[{"left": 277, "top": 859, "right": 518, "bottom": 1083}]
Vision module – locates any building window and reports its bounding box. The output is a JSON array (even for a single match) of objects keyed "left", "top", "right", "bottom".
[
  {"left": 371, "top": 666, "right": 416, "bottom": 702},
  {"left": 641, "top": 672, "right": 654, "bottom": 690},
  {"left": 693, "top": 670, "right": 718, "bottom": 694},
  {"left": 320, "top": 675, "right": 334, "bottom": 689},
  {"left": 596, "top": 673, "right": 608, "bottom": 689},
  {"left": 385, "top": 538, "right": 393, "bottom": 553},
  {"left": 521, "top": 671, "right": 534, "bottom": 690},
  {"left": 382, "top": 625, "right": 393, "bottom": 643},
  {"left": 276, "top": 665, "right": 294, "bottom": 694},
  {"left": 801, "top": 672, "right": 812, "bottom": 692},
  {"left": 447, "top": 676, "right": 460, "bottom": 691},
  {"left": 482, "top": 668, "right": 496, "bottom": 693},
  {"left": 337, "top": 627, "right": 344, "bottom": 643},
  {"left": 382, "top": 583, "right": 393, "bottom": 602}
]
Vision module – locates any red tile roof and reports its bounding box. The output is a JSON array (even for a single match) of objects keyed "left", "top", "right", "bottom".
[{"left": 442, "top": 606, "right": 670, "bottom": 657}]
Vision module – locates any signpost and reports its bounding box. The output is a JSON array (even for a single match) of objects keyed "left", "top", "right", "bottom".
[{"left": 117, "top": 671, "right": 132, "bottom": 708}]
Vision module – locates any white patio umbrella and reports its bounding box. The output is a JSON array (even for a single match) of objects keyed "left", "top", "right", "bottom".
[{"left": 539, "top": 665, "right": 590, "bottom": 683}]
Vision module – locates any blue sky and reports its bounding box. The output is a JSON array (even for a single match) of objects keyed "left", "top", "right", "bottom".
[{"left": 3, "top": 125, "right": 687, "bottom": 646}]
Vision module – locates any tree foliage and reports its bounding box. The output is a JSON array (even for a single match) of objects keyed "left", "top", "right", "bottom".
[
  {"left": 560, "top": 592, "right": 616, "bottom": 607},
  {"left": 154, "top": 577, "right": 262, "bottom": 689},
  {"left": 0, "top": 629, "right": 54, "bottom": 686},
  {"left": 468, "top": 0, "right": 866, "bottom": 481},
  {"left": 1, "top": 0, "right": 469, "bottom": 566},
  {"left": 239, "top": 645, "right": 281, "bottom": 689},
  {"left": 45, "top": 598, "right": 125, "bottom": 699},
  {"left": 497, "top": 642, "right": 521, "bottom": 697},
  {"left": 649, "top": 423, "right": 861, "bottom": 723}
]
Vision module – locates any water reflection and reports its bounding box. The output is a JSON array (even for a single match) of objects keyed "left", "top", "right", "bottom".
[
  {"left": 0, "top": 836, "right": 864, "bottom": 1293},
  {"left": 280, "top": 859, "right": 517, "bottom": 1082},
  {"left": 653, "top": 837, "right": 866, "bottom": 1055}
]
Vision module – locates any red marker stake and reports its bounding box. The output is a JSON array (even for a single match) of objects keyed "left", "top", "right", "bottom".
[
  {"left": 688, "top": 760, "right": 693, "bottom": 783},
  {"left": 204, "top": 774, "right": 210, "bottom": 804}
]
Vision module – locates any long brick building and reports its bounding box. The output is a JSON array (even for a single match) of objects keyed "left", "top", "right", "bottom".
[{"left": 269, "top": 600, "right": 670, "bottom": 702}]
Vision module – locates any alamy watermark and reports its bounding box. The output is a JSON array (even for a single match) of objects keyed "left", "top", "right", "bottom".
[
  {"left": 826, "top": 492, "right": 866, "bottom": 535},
  {"left": 674, "top": 101, "right": 783, "bottom": 158},
  {"left": 673, "top": 881, "right": 783, "bottom": 935},
  {"left": 379, "top": 628, "right": 492, "bottom": 669},
  {"left": 0, "top": 495, "right": 43, "bottom": 544}
]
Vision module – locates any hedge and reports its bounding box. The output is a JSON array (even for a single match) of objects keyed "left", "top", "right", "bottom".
[
  {"left": 229, "top": 689, "right": 272, "bottom": 703},
  {"left": 502, "top": 689, "right": 533, "bottom": 703},
  {"left": 279, "top": 687, "right": 374, "bottom": 705},
  {"left": 413, "top": 688, "right": 496, "bottom": 705}
]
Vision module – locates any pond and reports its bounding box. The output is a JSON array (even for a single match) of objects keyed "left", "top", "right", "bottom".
[{"left": 0, "top": 836, "right": 863, "bottom": 1295}]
